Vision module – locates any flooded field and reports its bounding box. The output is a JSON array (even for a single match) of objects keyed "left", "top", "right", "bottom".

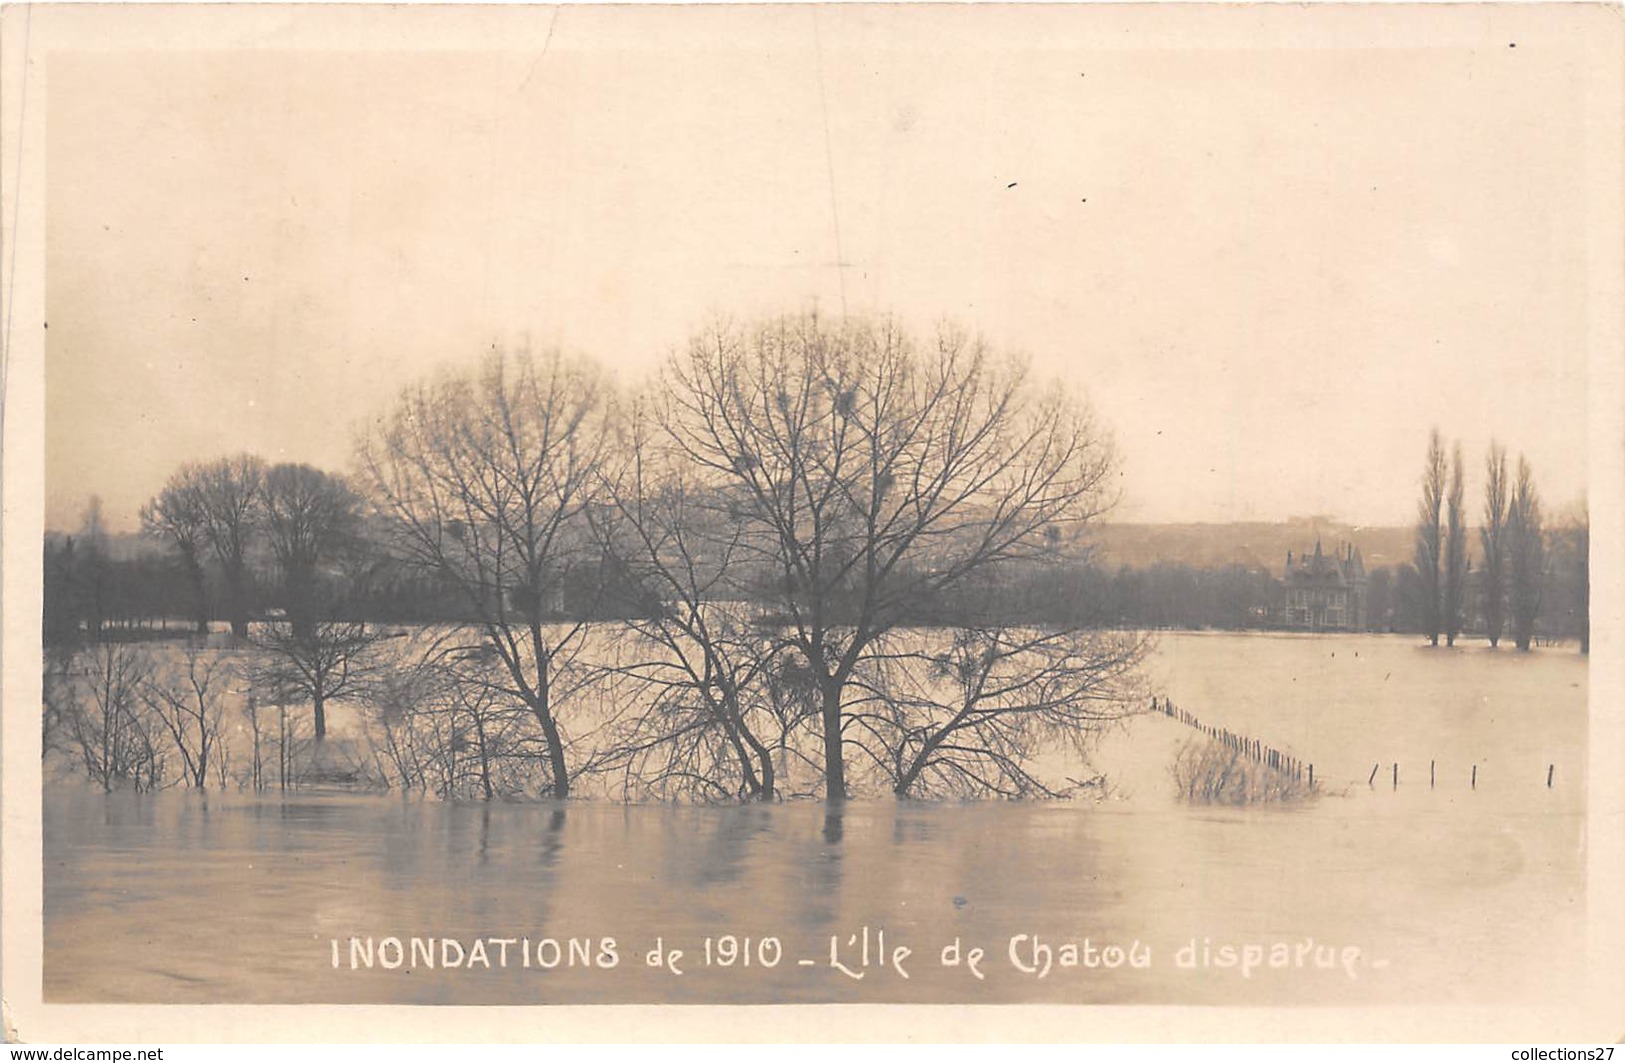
[{"left": 43, "top": 632, "right": 1587, "bottom": 1006}]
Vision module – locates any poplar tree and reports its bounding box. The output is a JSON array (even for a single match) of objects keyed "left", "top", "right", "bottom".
[{"left": 1413, "top": 429, "right": 1446, "bottom": 647}]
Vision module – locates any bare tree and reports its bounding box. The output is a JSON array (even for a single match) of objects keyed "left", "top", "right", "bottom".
[
  {"left": 849, "top": 625, "right": 1148, "bottom": 799},
  {"left": 143, "top": 648, "right": 233, "bottom": 789},
  {"left": 361, "top": 636, "right": 558, "bottom": 799},
  {"left": 444, "top": 663, "right": 553, "bottom": 799},
  {"left": 654, "top": 313, "right": 1119, "bottom": 800},
  {"left": 232, "top": 685, "right": 317, "bottom": 791},
  {"left": 242, "top": 695, "right": 268, "bottom": 791},
  {"left": 63, "top": 644, "right": 164, "bottom": 792},
  {"left": 1443, "top": 441, "right": 1468, "bottom": 647},
  {"left": 1507, "top": 455, "right": 1545, "bottom": 652},
  {"left": 270, "top": 701, "right": 316, "bottom": 791},
  {"left": 357, "top": 347, "right": 616, "bottom": 798},
  {"left": 42, "top": 643, "right": 78, "bottom": 765},
  {"left": 250, "top": 619, "right": 384, "bottom": 742},
  {"left": 253, "top": 464, "right": 373, "bottom": 743},
  {"left": 261, "top": 464, "right": 365, "bottom": 640},
  {"left": 196, "top": 455, "right": 265, "bottom": 639},
  {"left": 1480, "top": 441, "right": 1509, "bottom": 648},
  {"left": 1414, "top": 429, "right": 1446, "bottom": 647},
  {"left": 597, "top": 410, "right": 813, "bottom": 801},
  {"left": 140, "top": 467, "right": 212, "bottom": 634}
]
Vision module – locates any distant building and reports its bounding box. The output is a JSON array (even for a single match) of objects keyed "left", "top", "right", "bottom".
[{"left": 1278, "top": 540, "right": 1367, "bottom": 630}]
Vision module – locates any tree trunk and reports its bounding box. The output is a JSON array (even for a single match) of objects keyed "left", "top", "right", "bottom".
[
  {"left": 475, "top": 713, "right": 494, "bottom": 801},
  {"left": 539, "top": 712, "right": 569, "bottom": 798},
  {"left": 756, "top": 750, "right": 775, "bottom": 802},
  {"left": 820, "top": 683, "right": 846, "bottom": 802},
  {"left": 735, "top": 724, "right": 777, "bottom": 801},
  {"left": 742, "top": 726, "right": 775, "bottom": 802},
  {"left": 1485, "top": 577, "right": 1504, "bottom": 647},
  {"left": 226, "top": 567, "right": 251, "bottom": 639},
  {"left": 247, "top": 701, "right": 262, "bottom": 791},
  {"left": 101, "top": 715, "right": 112, "bottom": 792},
  {"left": 714, "top": 697, "right": 773, "bottom": 801},
  {"left": 529, "top": 691, "right": 570, "bottom": 799},
  {"left": 290, "top": 601, "right": 314, "bottom": 644},
  {"left": 185, "top": 554, "right": 209, "bottom": 635},
  {"left": 313, "top": 690, "right": 326, "bottom": 741}
]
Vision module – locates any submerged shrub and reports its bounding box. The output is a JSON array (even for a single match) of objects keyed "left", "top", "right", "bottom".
[{"left": 1171, "top": 738, "right": 1315, "bottom": 806}]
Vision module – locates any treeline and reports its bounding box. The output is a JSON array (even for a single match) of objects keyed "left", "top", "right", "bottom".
[
  {"left": 46, "top": 499, "right": 1587, "bottom": 648},
  {"left": 968, "top": 562, "right": 1276, "bottom": 631},
  {"left": 45, "top": 492, "right": 648, "bottom": 644},
  {"left": 923, "top": 551, "right": 1587, "bottom": 639},
  {"left": 44, "top": 312, "right": 1150, "bottom": 803}
]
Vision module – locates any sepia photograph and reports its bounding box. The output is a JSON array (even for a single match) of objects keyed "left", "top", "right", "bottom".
[{"left": 2, "top": 1, "right": 1622, "bottom": 1043}]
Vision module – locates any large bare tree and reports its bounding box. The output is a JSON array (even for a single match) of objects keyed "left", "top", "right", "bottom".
[
  {"left": 652, "top": 313, "right": 1119, "bottom": 800},
  {"left": 196, "top": 455, "right": 265, "bottom": 638},
  {"left": 357, "top": 347, "right": 616, "bottom": 798},
  {"left": 1413, "top": 428, "right": 1446, "bottom": 647},
  {"left": 1480, "top": 441, "right": 1509, "bottom": 648},
  {"left": 598, "top": 416, "right": 813, "bottom": 800},
  {"left": 139, "top": 466, "right": 212, "bottom": 634},
  {"left": 261, "top": 464, "right": 364, "bottom": 640}
]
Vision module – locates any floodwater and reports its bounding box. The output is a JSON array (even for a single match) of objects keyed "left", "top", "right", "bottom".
[{"left": 42, "top": 632, "right": 1587, "bottom": 1006}]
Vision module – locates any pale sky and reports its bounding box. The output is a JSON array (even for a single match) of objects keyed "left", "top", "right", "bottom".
[{"left": 43, "top": 6, "right": 1592, "bottom": 533}]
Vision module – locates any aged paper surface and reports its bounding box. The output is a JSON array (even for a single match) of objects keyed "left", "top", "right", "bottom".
[{"left": 3, "top": 1, "right": 1623, "bottom": 1043}]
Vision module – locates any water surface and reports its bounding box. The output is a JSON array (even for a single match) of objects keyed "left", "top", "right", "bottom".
[{"left": 43, "top": 632, "right": 1587, "bottom": 1006}]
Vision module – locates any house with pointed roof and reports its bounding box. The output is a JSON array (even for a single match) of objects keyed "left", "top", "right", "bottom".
[{"left": 1278, "top": 540, "right": 1367, "bottom": 630}]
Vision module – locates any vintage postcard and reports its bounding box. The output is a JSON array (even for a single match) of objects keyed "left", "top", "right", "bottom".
[{"left": 2, "top": 2, "right": 1622, "bottom": 1044}]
